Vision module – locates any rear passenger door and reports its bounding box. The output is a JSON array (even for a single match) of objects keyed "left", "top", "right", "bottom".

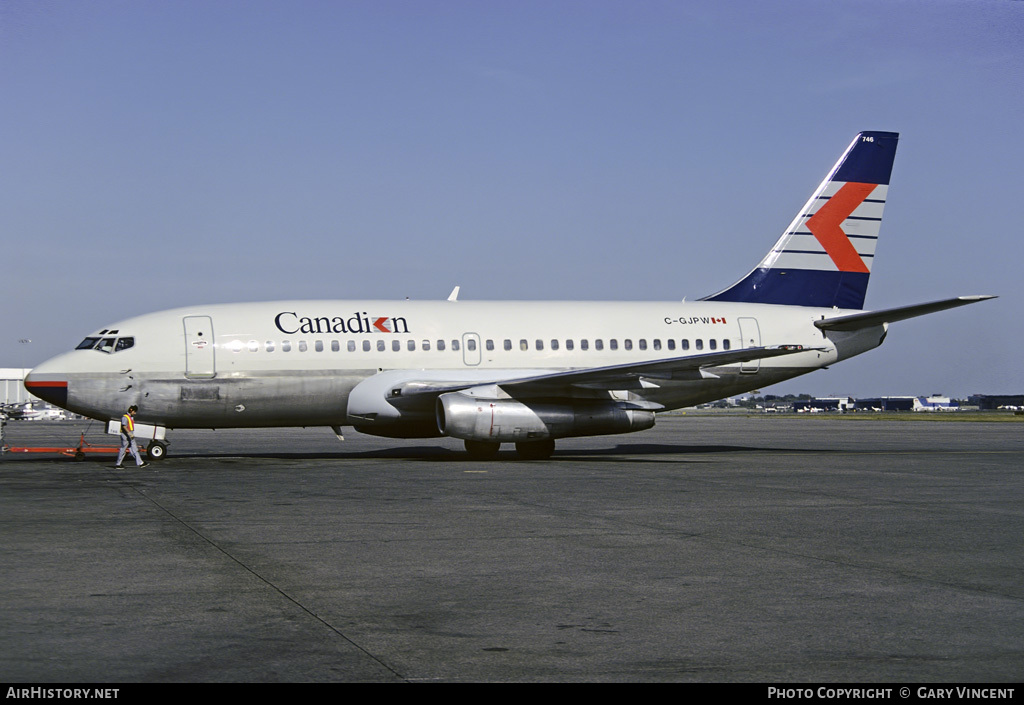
[{"left": 738, "top": 317, "right": 760, "bottom": 374}]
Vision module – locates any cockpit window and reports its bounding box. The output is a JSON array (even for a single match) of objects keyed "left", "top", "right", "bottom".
[{"left": 76, "top": 336, "right": 135, "bottom": 353}]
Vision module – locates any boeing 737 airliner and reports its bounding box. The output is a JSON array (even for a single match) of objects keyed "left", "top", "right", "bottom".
[{"left": 25, "top": 132, "right": 993, "bottom": 459}]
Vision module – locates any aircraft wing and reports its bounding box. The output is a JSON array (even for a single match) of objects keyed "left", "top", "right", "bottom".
[
  {"left": 815, "top": 295, "right": 995, "bottom": 331},
  {"left": 385, "top": 344, "right": 817, "bottom": 410},
  {"left": 483, "top": 345, "right": 816, "bottom": 391}
]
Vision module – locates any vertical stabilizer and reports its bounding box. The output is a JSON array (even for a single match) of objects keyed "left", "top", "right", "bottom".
[{"left": 703, "top": 131, "right": 898, "bottom": 309}]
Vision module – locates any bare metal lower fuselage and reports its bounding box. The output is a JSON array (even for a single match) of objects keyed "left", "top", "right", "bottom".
[{"left": 58, "top": 365, "right": 812, "bottom": 433}]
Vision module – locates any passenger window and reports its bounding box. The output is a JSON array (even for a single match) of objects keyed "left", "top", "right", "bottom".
[
  {"left": 581, "top": 339, "right": 589, "bottom": 350},
  {"left": 610, "top": 339, "right": 618, "bottom": 351},
  {"left": 408, "top": 340, "right": 416, "bottom": 351},
  {"left": 723, "top": 339, "right": 731, "bottom": 350},
  {"left": 283, "top": 341, "right": 292, "bottom": 352},
  {"left": 536, "top": 339, "right": 544, "bottom": 351},
  {"left": 696, "top": 339, "right": 703, "bottom": 350},
  {"left": 667, "top": 339, "right": 676, "bottom": 351},
  {"left": 504, "top": 339, "right": 512, "bottom": 351},
  {"left": 422, "top": 340, "right": 431, "bottom": 351},
  {"left": 451, "top": 340, "right": 460, "bottom": 351},
  {"left": 467, "top": 339, "right": 477, "bottom": 351},
  {"left": 639, "top": 339, "right": 647, "bottom": 351},
  {"left": 595, "top": 339, "right": 604, "bottom": 351},
  {"left": 653, "top": 339, "right": 661, "bottom": 351},
  {"left": 681, "top": 339, "right": 689, "bottom": 351},
  {"left": 299, "top": 341, "right": 308, "bottom": 352},
  {"left": 485, "top": 339, "right": 494, "bottom": 351},
  {"left": 331, "top": 340, "right": 340, "bottom": 352},
  {"left": 348, "top": 341, "right": 356, "bottom": 352},
  {"left": 249, "top": 340, "right": 260, "bottom": 352},
  {"left": 565, "top": 339, "right": 574, "bottom": 351},
  {"left": 550, "top": 339, "right": 559, "bottom": 351},
  {"left": 266, "top": 341, "right": 275, "bottom": 352},
  {"left": 363, "top": 340, "right": 371, "bottom": 352},
  {"left": 520, "top": 339, "right": 528, "bottom": 351},
  {"left": 392, "top": 340, "right": 400, "bottom": 352},
  {"left": 437, "top": 340, "right": 445, "bottom": 351},
  {"left": 377, "top": 340, "right": 385, "bottom": 352},
  {"left": 709, "top": 339, "right": 717, "bottom": 350}
]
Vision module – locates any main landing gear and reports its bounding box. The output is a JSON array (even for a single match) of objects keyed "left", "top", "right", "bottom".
[{"left": 464, "top": 438, "right": 556, "bottom": 460}]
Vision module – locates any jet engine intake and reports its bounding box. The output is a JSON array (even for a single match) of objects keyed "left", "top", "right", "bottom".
[{"left": 436, "top": 392, "right": 655, "bottom": 443}]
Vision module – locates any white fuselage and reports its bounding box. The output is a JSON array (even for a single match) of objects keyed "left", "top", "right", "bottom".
[{"left": 26, "top": 298, "right": 884, "bottom": 436}]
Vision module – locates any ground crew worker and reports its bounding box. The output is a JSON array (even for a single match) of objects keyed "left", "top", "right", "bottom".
[{"left": 115, "top": 405, "right": 149, "bottom": 468}]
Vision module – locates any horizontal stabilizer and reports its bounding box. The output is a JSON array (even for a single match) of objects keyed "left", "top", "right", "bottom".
[{"left": 814, "top": 295, "right": 996, "bottom": 331}]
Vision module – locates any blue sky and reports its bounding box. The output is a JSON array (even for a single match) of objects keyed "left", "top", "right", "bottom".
[{"left": 1, "top": 0, "right": 1021, "bottom": 398}]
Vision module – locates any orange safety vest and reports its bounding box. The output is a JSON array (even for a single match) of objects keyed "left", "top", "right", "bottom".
[{"left": 122, "top": 413, "right": 134, "bottom": 433}]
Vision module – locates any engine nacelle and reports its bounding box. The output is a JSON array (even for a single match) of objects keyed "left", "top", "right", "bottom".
[
  {"left": 436, "top": 393, "right": 655, "bottom": 443},
  {"left": 346, "top": 370, "right": 442, "bottom": 438}
]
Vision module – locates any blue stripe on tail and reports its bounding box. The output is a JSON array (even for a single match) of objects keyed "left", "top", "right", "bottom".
[{"left": 711, "top": 269, "right": 872, "bottom": 310}]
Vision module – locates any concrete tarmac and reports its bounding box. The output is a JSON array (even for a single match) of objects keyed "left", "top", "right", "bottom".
[{"left": 2, "top": 415, "right": 1023, "bottom": 683}]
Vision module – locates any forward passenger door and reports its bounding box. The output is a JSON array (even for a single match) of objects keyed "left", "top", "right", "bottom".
[{"left": 184, "top": 315, "right": 216, "bottom": 379}]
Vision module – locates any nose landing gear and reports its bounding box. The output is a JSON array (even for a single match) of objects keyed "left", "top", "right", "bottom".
[{"left": 146, "top": 439, "right": 168, "bottom": 461}]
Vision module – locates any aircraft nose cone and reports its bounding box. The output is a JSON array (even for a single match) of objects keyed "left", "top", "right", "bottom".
[{"left": 24, "top": 370, "right": 69, "bottom": 408}]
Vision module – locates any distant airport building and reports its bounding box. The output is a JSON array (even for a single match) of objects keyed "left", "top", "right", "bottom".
[
  {"left": 1, "top": 368, "right": 34, "bottom": 406},
  {"left": 969, "top": 394, "right": 1024, "bottom": 411},
  {"left": 912, "top": 395, "right": 956, "bottom": 411},
  {"left": 793, "top": 397, "right": 854, "bottom": 413},
  {"left": 857, "top": 395, "right": 956, "bottom": 411},
  {"left": 851, "top": 397, "right": 914, "bottom": 412},
  {"left": 794, "top": 395, "right": 957, "bottom": 412}
]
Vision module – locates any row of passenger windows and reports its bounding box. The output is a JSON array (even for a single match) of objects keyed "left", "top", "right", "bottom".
[{"left": 228, "top": 337, "right": 732, "bottom": 353}]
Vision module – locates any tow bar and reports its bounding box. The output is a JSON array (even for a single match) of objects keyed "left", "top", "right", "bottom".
[{"left": 1, "top": 431, "right": 154, "bottom": 460}]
